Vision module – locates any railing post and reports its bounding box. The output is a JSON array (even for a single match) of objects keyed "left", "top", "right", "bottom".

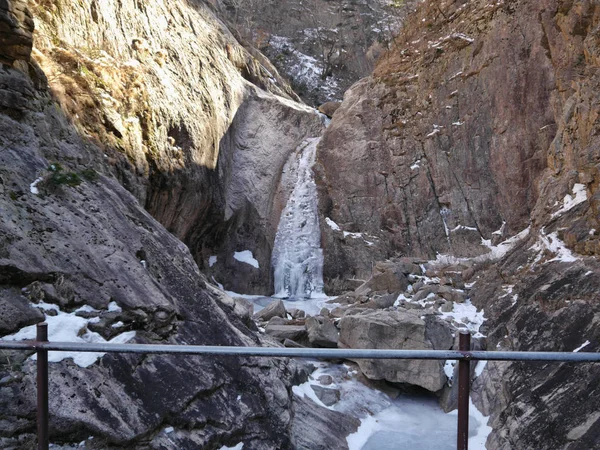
[
  {"left": 36, "top": 322, "right": 49, "bottom": 450},
  {"left": 457, "top": 330, "right": 471, "bottom": 450}
]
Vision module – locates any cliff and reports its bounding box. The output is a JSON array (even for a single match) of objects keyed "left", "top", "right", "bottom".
[
  {"left": 0, "top": 0, "right": 352, "bottom": 448},
  {"left": 316, "top": 0, "right": 600, "bottom": 448}
]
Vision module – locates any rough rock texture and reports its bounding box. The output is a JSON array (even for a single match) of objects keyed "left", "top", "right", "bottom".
[
  {"left": 28, "top": 0, "right": 324, "bottom": 294},
  {"left": 0, "top": 1, "right": 341, "bottom": 448},
  {"left": 290, "top": 395, "right": 360, "bottom": 450},
  {"left": 316, "top": 0, "right": 600, "bottom": 448},
  {"left": 218, "top": 0, "right": 411, "bottom": 105},
  {"left": 253, "top": 299, "right": 286, "bottom": 321},
  {"left": 338, "top": 309, "right": 452, "bottom": 392},
  {"left": 315, "top": 0, "right": 556, "bottom": 282},
  {"left": 0, "top": 0, "right": 33, "bottom": 64}
]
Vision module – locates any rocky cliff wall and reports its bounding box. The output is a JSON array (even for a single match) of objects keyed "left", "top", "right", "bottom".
[
  {"left": 316, "top": 0, "right": 600, "bottom": 448},
  {"left": 0, "top": 0, "right": 352, "bottom": 448},
  {"left": 27, "top": 0, "right": 324, "bottom": 294}
]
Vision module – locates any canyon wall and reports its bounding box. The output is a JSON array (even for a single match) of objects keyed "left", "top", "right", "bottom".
[
  {"left": 317, "top": 0, "right": 600, "bottom": 448},
  {"left": 0, "top": 0, "right": 355, "bottom": 448}
]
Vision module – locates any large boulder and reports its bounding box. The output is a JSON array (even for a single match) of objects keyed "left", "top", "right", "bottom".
[
  {"left": 254, "top": 299, "right": 287, "bottom": 322},
  {"left": 338, "top": 309, "right": 452, "bottom": 392},
  {"left": 305, "top": 316, "right": 339, "bottom": 348}
]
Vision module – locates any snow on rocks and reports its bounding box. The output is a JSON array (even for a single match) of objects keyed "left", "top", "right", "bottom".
[
  {"left": 233, "top": 250, "right": 259, "bottom": 268},
  {"left": 2, "top": 301, "right": 135, "bottom": 368},
  {"left": 551, "top": 183, "right": 587, "bottom": 219}
]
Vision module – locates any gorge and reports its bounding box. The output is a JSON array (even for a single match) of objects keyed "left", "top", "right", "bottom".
[{"left": 1, "top": 0, "right": 600, "bottom": 449}]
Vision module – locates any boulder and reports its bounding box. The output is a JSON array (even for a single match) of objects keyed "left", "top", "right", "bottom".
[
  {"left": 306, "top": 316, "right": 339, "bottom": 348},
  {"left": 311, "top": 385, "right": 341, "bottom": 406},
  {"left": 265, "top": 324, "right": 307, "bottom": 342},
  {"left": 253, "top": 299, "right": 287, "bottom": 322},
  {"left": 290, "top": 395, "right": 360, "bottom": 450},
  {"left": 339, "top": 310, "right": 448, "bottom": 392},
  {"left": 355, "top": 266, "right": 409, "bottom": 296},
  {"left": 0, "top": 288, "right": 44, "bottom": 335},
  {"left": 437, "top": 285, "right": 467, "bottom": 304},
  {"left": 318, "top": 101, "right": 342, "bottom": 118}
]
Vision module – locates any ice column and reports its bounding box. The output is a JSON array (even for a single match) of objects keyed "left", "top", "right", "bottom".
[{"left": 272, "top": 138, "right": 325, "bottom": 298}]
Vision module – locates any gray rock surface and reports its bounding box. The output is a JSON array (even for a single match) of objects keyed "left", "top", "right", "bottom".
[
  {"left": 254, "top": 299, "right": 287, "bottom": 322},
  {"left": 25, "top": 0, "right": 324, "bottom": 296},
  {"left": 305, "top": 316, "right": 339, "bottom": 348},
  {"left": 338, "top": 309, "right": 448, "bottom": 392},
  {"left": 290, "top": 395, "right": 360, "bottom": 450},
  {"left": 0, "top": 1, "right": 333, "bottom": 448},
  {"left": 310, "top": 385, "right": 341, "bottom": 406},
  {"left": 0, "top": 0, "right": 33, "bottom": 64},
  {"left": 0, "top": 289, "right": 44, "bottom": 335},
  {"left": 265, "top": 324, "right": 308, "bottom": 343}
]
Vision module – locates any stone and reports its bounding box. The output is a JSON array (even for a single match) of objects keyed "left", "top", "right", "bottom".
[
  {"left": 310, "top": 385, "right": 341, "bottom": 406},
  {"left": 305, "top": 316, "right": 339, "bottom": 348},
  {"left": 437, "top": 286, "right": 467, "bottom": 304},
  {"left": 0, "top": 0, "right": 34, "bottom": 64},
  {"left": 339, "top": 310, "right": 448, "bottom": 392},
  {"left": 253, "top": 299, "right": 287, "bottom": 322},
  {"left": 318, "top": 374, "right": 333, "bottom": 385},
  {"left": 267, "top": 316, "right": 287, "bottom": 326},
  {"left": 290, "top": 395, "right": 360, "bottom": 450},
  {"left": 264, "top": 324, "right": 307, "bottom": 342},
  {"left": 413, "top": 285, "right": 439, "bottom": 302},
  {"left": 373, "top": 293, "right": 397, "bottom": 309},
  {"left": 355, "top": 266, "right": 409, "bottom": 296},
  {"left": 283, "top": 338, "right": 305, "bottom": 348},
  {"left": 288, "top": 308, "right": 305, "bottom": 319},
  {"left": 318, "top": 101, "right": 342, "bottom": 118},
  {"left": 0, "top": 288, "right": 44, "bottom": 335}
]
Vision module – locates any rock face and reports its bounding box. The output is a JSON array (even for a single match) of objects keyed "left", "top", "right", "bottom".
[
  {"left": 0, "top": 0, "right": 33, "bottom": 64},
  {"left": 315, "top": 0, "right": 556, "bottom": 282},
  {"left": 316, "top": 0, "right": 600, "bottom": 448},
  {"left": 338, "top": 309, "right": 452, "bottom": 392},
  {"left": 218, "top": 0, "right": 411, "bottom": 105},
  {"left": 0, "top": 1, "right": 344, "bottom": 448},
  {"left": 28, "top": 0, "right": 324, "bottom": 295}
]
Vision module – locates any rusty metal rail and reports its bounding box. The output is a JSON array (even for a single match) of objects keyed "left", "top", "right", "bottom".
[{"left": 1, "top": 323, "right": 599, "bottom": 450}]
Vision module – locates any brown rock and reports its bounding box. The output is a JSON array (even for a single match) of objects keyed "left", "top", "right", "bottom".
[{"left": 318, "top": 101, "right": 342, "bottom": 118}]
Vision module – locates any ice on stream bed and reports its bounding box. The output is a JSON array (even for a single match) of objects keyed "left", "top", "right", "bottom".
[
  {"left": 293, "top": 361, "right": 491, "bottom": 450},
  {"left": 293, "top": 362, "right": 491, "bottom": 450}
]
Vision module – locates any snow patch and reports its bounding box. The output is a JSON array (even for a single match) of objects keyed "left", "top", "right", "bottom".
[
  {"left": 209, "top": 255, "right": 217, "bottom": 267},
  {"left": 551, "top": 183, "right": 587, "bottom": 219},
  {"left": 30, "top": 177, "right": 43, "bottom": 195},
  {"left": 220, "top": 444, "right": 243, "bottom": 450},
  {"left": 234, "top": 250, "right": 259, "bottom": 269},
  {"left": 573, "top": 340, "right": 590, "bottom": 352},
  {"left": 438, "top": 300, "right": 486, "bottom": 338},
  {"left": 325, "top": 217, "right": 341, "bottom": 231},
  {"left": 2, "top": 303, "right": 135, "bottom": 368}
]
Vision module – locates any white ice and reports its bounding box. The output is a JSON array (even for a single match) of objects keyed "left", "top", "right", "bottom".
[
  {"left": 30, "top": 177, "right": 43, "bottom": 195},
  {"left": 219, "top": 444, "right": 243, "bottom": 450},
  {"left": 272, "top": 138, "right": 325, "bottom": 299},
  {"left": 438, "top": 300, "right": 486, "bottom": 338},
  {"left": 573, "top": 340, "right": 590, "bottom": 352}
]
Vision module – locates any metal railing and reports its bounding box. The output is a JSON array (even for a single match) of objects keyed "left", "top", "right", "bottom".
[{"left": 1, "top": 323, "right": 599, "bottom": 450}]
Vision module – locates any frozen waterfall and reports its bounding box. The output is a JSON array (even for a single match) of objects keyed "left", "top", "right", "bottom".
[{"left": 272, "top": 138, "right": 325, "bottom": 299}]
